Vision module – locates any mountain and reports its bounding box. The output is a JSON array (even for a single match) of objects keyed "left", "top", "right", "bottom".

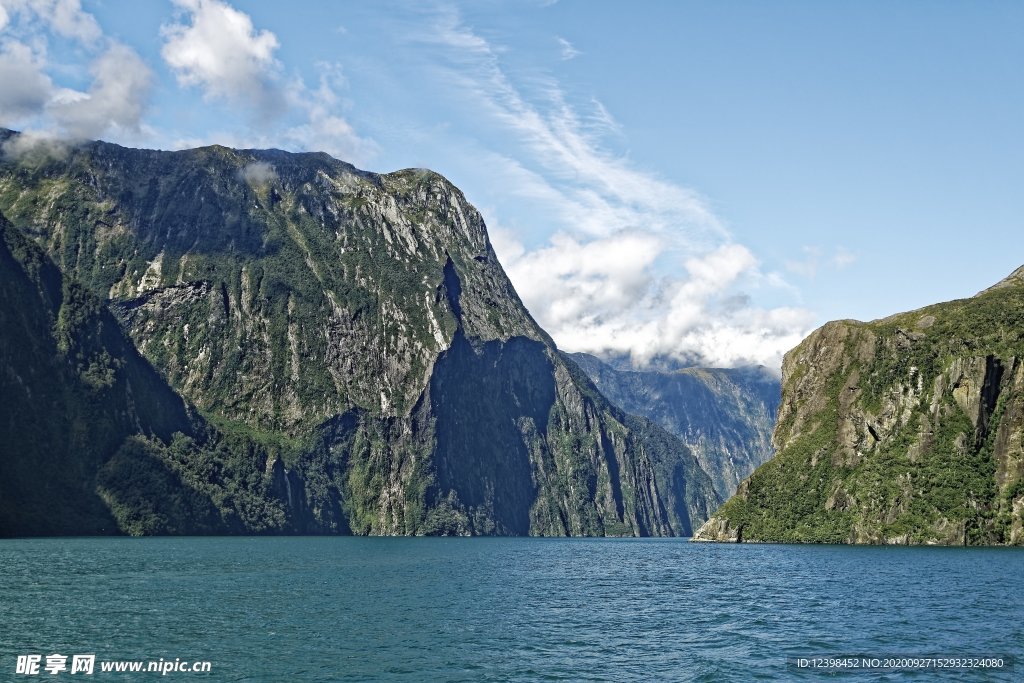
[
  {"left": 0, "top": 129, "right": 720, "bottom": 537},
  {"left": 694, "top": 268, "right": 1024, "bottom": 545},
  {"left": 569, "top": 353, "right": 779, "bottom": 500}
]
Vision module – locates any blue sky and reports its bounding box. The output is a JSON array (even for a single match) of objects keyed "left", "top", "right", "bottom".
[{"left": 1, "top": 0, "right": 1021, "bottom": 369}]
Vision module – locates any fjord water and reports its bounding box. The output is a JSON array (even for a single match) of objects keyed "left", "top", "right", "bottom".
[{"left": 1, "top": 538, "right": 1021, "bottom": 681}]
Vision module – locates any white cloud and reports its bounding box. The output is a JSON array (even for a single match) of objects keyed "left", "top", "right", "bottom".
[
  {"left": 425, "top": 8, "right": 811, "bottom": 368},
  {"left": 1, "top": 0, "right": 101, "bottom": 43},
  {"left": 238, "top": 160, "right": 277, "bottom": 185},
  {"left": 2, "top": 0, "right": 374, "bottom": 161},
  {"left": 492, "top": 229, "right": 662, "bottom": 327},
  {"left": 49, "top": 43, "right": 152, "bottom": 139},
  {"left": 36, "top": 0, "right": 100, "bottom": 42},
  {"left": 0, "top": 2, "right": 104, "bottom": 129},
  {"left": 283, "top": 64, "right": 377, "bottom": 164},
  {"left": 556, "top": 36, "right": 580, "bottom": 60},
  {"left": 161, "top": 0, "right": 284, "bottom": 120},
  {"left": 0, "top": 40, "right": 53, "bottom": 123},
  {"left": 0, "top": 128, "right": 69, "bottom": 160},
  {"left": 0, "top": 0, "right": 152, "bottom": 144},
  {"left": 159, "top": 1, "right": 373, "bottom": 163}
]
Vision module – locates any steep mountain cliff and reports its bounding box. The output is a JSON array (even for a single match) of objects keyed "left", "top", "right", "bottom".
[
  {"left": 0, "top": 129, "right": 719, "bottom": 536},
  {"left": 570, "top": 353, "right": 779, "bottom": 500},
  {"left": 0, "top": 214, "right": 337, "bottom": 536},
  {"left": 0, "top": 214, "right": 189, "bottom": 535},
  {"left": 694, "top": 268, "right": 1024, "bottom": 545}
]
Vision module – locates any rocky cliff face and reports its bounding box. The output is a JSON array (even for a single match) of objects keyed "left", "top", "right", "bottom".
[
  {"left": 694, "top": 269, "right": 1024, "bottom": 545},
  {"left": 569, "top": 353, "right": 779, "bottom": 500},
  {"left": 0, "top": 129, "right": 719, "bottom": 536}
]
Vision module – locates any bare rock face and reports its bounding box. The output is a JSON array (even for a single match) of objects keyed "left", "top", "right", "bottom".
[
  {"left": 0, "top": 129, "right": 719, "bottom": 536},
  {"left": 694, "top": 273, "right": 1024, "bottom": 545}
]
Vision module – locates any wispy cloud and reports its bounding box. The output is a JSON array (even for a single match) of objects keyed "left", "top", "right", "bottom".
[
  {"left": 422, "top": 7, "right": 723, "bottom": 243},
  {"left": 833, "top": 246, "right": 856, "bottom": 268},
  {"left": 420, "top": 7, "right": 812, "bottom": 369},
  {"left": 786, "top": 245, "right": 857, "bottom": 279},
  {"left": 785, "top": 246, "right": 822, "bottom": 279},
  {"left": 282, "top": 62, "right": 378, "bottom": 164},
  {"left": 556, "top": 36, "right": 580, "bottom": 60}
]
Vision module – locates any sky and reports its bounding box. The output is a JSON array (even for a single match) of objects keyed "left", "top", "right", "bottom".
[{"left": 1, "top": 0, "right": 1021, "bottom": 371}]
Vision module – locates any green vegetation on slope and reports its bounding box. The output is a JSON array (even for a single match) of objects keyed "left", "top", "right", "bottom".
[
  {"left": 700, "top": 277, "right": 1024, "bottom": 545},
  {"left": 0, "top": 215, "right": 307, "bottom": 536}
]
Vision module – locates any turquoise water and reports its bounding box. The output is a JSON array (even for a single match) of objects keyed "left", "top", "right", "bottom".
[{"left": 1, "top": 538, "right": 1021, "bottom": 681}]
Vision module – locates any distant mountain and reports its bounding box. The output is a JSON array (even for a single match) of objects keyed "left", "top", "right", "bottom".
[
  {"left": 569, "top": 353, "right": 779, "bottom": 500},
  {"left": 0, "top": 129, "right": 720, "bottom": 537},
  {"left": 580, "top": 351, "right": 704, "bottom": 374},
  {"left": 694, "top": 267, "right": 1024, "bottom": 545}
]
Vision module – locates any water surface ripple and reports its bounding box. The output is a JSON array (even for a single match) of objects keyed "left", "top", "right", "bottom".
[{"left": 1, "top": 538, "right": 1021, "bottom": 681}]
